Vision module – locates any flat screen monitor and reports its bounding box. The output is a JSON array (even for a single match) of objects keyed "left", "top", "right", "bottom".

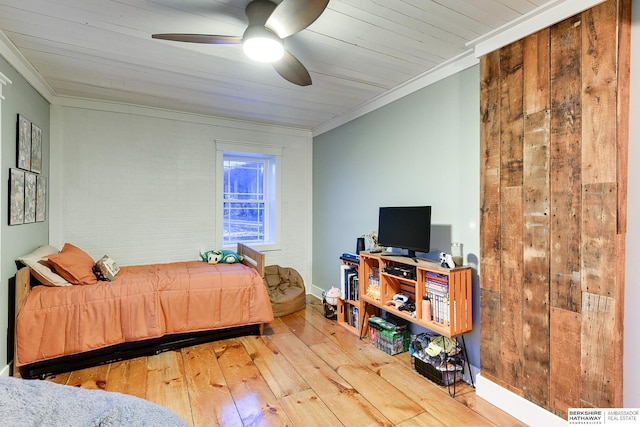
[{"left": 377, "top": 206, "right": 431, "bottom": 258}]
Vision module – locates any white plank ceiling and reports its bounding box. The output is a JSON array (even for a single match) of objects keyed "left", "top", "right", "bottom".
[{"left": 0, "top": 0, "right": 574, "bottom": 132}]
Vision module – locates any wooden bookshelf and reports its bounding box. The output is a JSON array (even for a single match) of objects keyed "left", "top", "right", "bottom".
[
  {"left": 336, "top": 258, "right": 361, "bottom": 335},
  {"left": 357, "top": 252, "right": 472, "bottom": 338}
]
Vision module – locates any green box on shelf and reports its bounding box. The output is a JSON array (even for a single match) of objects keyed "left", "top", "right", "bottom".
[{"left": 367, "top": 316, "right": 410, "bottom": 355}]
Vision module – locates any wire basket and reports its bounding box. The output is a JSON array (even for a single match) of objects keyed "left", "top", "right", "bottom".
[{"left": 413, "top": 356, "right": 463, "bottom": 386}]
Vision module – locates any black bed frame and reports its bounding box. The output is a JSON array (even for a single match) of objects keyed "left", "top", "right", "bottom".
[{"left": 18, "top": 324, "right": 262, "bottom": 379}]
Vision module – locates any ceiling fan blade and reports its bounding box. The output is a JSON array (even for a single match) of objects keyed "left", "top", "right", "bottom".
[
  {"left": 266, "top": 0, "right": 329, "bottom": 39},
  {"left": 152, "top": 34, "right": 242, "bottom": 44},
  {"left": 273, "top": 50, "right": 311, "bottom": 86}
]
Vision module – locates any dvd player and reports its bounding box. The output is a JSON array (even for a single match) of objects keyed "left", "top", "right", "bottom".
[{"left": 383, "top": 265, "right": 416, "bottom": 280}]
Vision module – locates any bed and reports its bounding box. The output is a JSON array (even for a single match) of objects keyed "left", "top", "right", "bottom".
[{"left": 13, "top": 243, "right": 273, "bottom": 379}]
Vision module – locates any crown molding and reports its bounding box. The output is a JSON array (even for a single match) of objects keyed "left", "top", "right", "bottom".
[
  {"left": 468, "top": 0, "right": 606, "bottom": 57},
  {"left": 0, "top": 30, "right": 56, "bottom": 103}
]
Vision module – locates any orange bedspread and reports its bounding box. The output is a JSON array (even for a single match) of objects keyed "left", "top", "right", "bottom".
[{"left": 16, "top": 261, "right": 274, "bottom": 367}]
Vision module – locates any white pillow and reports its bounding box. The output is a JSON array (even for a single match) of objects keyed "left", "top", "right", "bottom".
[{"left": 17, "top": 245, "right": 72, "bottom": 287}]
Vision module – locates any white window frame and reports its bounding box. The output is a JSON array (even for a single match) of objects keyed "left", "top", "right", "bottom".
[{"left": 215, "top": 140, "right": 283, "bottom": 251}]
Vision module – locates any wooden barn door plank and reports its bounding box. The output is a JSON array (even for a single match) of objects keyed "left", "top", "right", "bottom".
[
  {"left": 549, "top": 307, "right": 581, "bottom": 418},
  {"left": 499, "top": 183, "right": 524, "bottom": 393},
  {"left": 480, "top": 50, "right": 502, "bottom": 293},
  {"left": 521, "top": 24, "right": 552, "bottom": 408},
  {"left": 581, "top": 0, "right": 618, "bottom": 185},
  {"left": 580, "top": 293, "right": 617, "bottom": 407},
  {"left": 499, "top": 41, "right": 525, "bottom": 189},
  {"left": 616, "top": 0, "right": 631, "bottom": 235},
  {"left": 549, "top": 15, "right": 583, "bottom": 313},
  {"left": 498, "top": 38, "right": 525, "bottom": 393},
  {"left": 579, "top": 0, "right": 625, "bottom": 408},
  {"left": 613, "top": 0, "right": 630, "bottom": 407},
  {"left": 522, "top": 109, "right": 551, "bottom": 407},
  {"left": 524, "top": 29, "right": 551, "bottom": 115},
  {"left": 480, "top": 288, "right": 501, "bottom": 377},
  {"left": 581, "top": 183, "right": 617, "bottom": 297}
]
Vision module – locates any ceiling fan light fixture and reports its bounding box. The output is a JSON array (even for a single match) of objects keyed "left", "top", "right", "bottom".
[{"left": 242, "top": 27, "right": 284, "bottom": 63}]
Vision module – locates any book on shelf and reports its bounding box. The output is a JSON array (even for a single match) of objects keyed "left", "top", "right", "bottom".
[
  {"left": 453, "top": 299, "right": 457, "bottom": 331},
  {"left": 350, "top": 305, "right": 359, "bottom": 330},
  {"left": 426, "top": 279, "right": 448, "bottom": 290},
  {"left": 426, "top": 271, "right": 448, "bottom": 282},
  {"left": 427, "top": 271, "right": 449, "bottom": 286},
  {"left": 343, "top": 303, "right": 359, "bottom": 330},
  {"left": 340, "top": 264, "right": 358, "bottom": 301},
  {"left": 349, "top": 274, "right": 359, "bottom": 300},
  {"left": 426, "top": 284, "right": 448, "bottom": 297},
  {"left": 425, "top": 270, "right": 449, "bottom": 324},
  {"left": 427, "top": 292, "right": 449, "bottom": 325},
  {"left": 426, "top": 274, "right": 449, "bottom": 292}
]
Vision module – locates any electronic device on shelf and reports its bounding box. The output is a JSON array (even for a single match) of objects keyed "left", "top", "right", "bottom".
[
  {"left": 392, "top": 293, "right": 409, "bottom": 304},
  {"left": 377, "top": 206, "right": 432, "bottom": 261},
  {"left": 340, "top": 252, "right": 360, "bottom": 263},
  {"left": 383, "top": 265, "right": 417, "bottom": 280},
  {"left": 439, "top": 252, "right": 456, "bottom": 269}
]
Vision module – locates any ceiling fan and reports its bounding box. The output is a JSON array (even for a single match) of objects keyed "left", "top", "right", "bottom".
[{"left": 152, "top": 0, "right": 329, "bottom": 86}]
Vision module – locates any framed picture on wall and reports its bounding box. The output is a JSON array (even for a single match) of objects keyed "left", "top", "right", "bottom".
[
  {"left": 17, "top": 114, "right": 32, "bottom": 171},
  {"left": 24, "top": 172, "right": 37, "bottom": 223},
  {"left": 9, "top": 168, "right": 25, "bottom": 225},
  {"left": 31, "top": 123, "right": 42, "bottom": 174},
  {"left": 36, "top": 175, "right": 47, "bottom": 222}
]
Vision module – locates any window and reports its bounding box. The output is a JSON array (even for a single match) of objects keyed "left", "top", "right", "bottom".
[
  {"left": 222, "top": 154, "right": 273, "bottom": 244},
  {"left": 216, "top": 141, "right": 282, "bottom": 249}
]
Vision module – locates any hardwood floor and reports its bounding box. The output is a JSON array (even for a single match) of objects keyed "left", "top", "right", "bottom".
[{"left": 46, "top": 296, "right": 526, "bottom": 426}]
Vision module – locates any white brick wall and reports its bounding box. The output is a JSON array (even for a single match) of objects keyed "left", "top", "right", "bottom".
[{"left": 49, "top": 102, "right": 313, "bottom": 286}]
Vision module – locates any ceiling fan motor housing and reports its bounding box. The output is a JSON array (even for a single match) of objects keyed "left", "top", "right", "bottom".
[{"left": 245, "top": 0, "right": 278, "bottom": 27}]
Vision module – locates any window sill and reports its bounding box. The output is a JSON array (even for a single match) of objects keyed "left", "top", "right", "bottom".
[{"left": 226, "top": 243, "right": 281, "bottom": 252}]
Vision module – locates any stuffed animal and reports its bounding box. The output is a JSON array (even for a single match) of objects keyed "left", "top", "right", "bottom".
[{"left": 199, "top": 249, "right": 243, "bottom": 264}]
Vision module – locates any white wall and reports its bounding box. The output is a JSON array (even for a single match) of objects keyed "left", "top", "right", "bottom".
[{"left": 49, "top": 100, "right": 313, "bottom": 285}]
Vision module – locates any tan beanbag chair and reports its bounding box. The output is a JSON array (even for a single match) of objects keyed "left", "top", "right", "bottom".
[{"left": 264, "top": 265, "right": 306, "bottom": 317}]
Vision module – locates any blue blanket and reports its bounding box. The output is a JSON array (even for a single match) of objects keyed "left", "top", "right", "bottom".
[{"left": 0, "top": 376, "right": 187, "bottom": 426}]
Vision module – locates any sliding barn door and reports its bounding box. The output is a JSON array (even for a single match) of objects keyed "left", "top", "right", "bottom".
[{"left": 479, "top": 0, "right": 629, "bottom": 418}]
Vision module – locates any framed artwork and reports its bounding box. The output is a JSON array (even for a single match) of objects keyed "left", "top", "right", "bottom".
[
  {"left": 17, "top": 114, "right": 32, "bottom": 171},
  {"left": 36, "top": 175, "right": 47, "bottom": 222},
  {"left": 9, "top": 168, "right": 25, "bottom": 225},
  {"left": 24, "top": 172, "right": 37, "bottom": 223},
  {"left": 31, "top": 123, "right": 42, "bottom": 174}
]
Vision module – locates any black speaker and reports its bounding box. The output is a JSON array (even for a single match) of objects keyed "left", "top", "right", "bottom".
[{"left": 356, "top": 237, "right": 365, "bottom": 254}]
